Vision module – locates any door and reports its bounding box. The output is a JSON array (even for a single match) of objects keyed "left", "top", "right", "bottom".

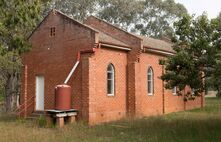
[{"left": 36, "top": 76, "right": 44, "bottom": 110}]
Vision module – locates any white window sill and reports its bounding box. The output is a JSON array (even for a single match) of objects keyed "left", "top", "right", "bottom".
[
  {"left": 148, "top": 93, "right": 154, "bottom": 96},
  {"left": 107, "top": 94, "right": 115, "bottom": 97}
]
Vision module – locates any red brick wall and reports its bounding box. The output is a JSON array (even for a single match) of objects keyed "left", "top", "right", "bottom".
[
  {"left": 84, "top": 16, "right": 142, "bottom": 117},
  {"left": 21, "top": 11, "right": 96, "bottom": 121},
  {"left": 164, "top": 88, "right": 203, "bottom": 113},
  {"left": 185, "top": 97, "right": 202, "bottom": 110},
  {"left": 88, "top": 48, "right": 127, "bottom": 124},
  {"left": 183, "top": 87, "right": 204, "bottom": 110},
  {"left": 137, "top": 53, "right": 164, "bottom": 116},
  {"left": 138, "top": 52, "right": 203, "bottom": 116},
  {"left": 164, "top": 89, "right": 184, "bottom": 113}
]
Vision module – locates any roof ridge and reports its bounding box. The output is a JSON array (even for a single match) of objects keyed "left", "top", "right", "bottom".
[
  {"left": 86, "top": 15, "right": 142, "bottom": 40},
  {"left": 55, "top": 10, "right": 99, "bottom": 33},
  {"left": 95, "top": 28, "right": 131, "bottom": 46},
  {"left": 28, "top": 9, "right": 99, "bottom": 40},
  {"left": 138, "top": 35, "right": 172, "bottom": 44}
]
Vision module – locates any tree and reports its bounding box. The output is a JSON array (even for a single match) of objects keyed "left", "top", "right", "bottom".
[
  {"left": 47, "top": 0, "right": 187, "bottom": 38},
  {"left": 206, "top": 12, "right": 221, "bottom": 96},
  {"left": 96, "top": 0, "right": 143, "bottom": 31},
  {"left": 134, "top": 0, "right": 187, "bottom": 38},
  {"left": 160, "top": 14, "right": 221, "bottom": 100},
  {"left": 0, "top": 0, "right": 43, "bottom": 111},
  {"left": 45, "top": 0, "right": 99, "bottom": 21}
]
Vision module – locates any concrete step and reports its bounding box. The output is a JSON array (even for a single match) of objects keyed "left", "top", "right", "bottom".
[
  {"left": 26, "top": 111, "right": 45, "bottom": 120},
  {"left": 33, "top": 111, "right": 45, "bottom": 114},
  {"left": 30, "top": 114, "right": 43, "bottom": 117}
]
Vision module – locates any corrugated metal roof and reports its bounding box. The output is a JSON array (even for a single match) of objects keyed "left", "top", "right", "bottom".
[
  {"left": 139, "top": 36, "right": 174, "bottom": 53},
  {"left": 98, "top": 31, "right": 131, "bottom": 48}
]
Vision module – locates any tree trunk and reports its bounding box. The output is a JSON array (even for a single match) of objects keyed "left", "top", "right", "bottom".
[{"left": 5, "top": 72, "right": 19, "bottom": 112}]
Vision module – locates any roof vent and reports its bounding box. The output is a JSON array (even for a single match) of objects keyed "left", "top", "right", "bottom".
[{"left": 50, "top": 27, "right": 56, "bottom": 37}]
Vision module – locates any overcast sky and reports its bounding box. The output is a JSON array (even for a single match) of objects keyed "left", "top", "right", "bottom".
[{"left": 175, "top": 0, "right": 221, "bottom": 19}]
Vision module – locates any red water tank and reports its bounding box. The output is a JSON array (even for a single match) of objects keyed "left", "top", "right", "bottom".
[{"left": 55, "top": 84, "right": 71, "bottom": 110}]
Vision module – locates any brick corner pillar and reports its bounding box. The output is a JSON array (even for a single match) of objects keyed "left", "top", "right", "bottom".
[
  {"left": 20, "top": 64, "right": 28, "bottom": 118},
  {"left": 126, "top": 62, "right": 141, "bottom": 117},
  {"left": 81, "top": 55, "right": 90, "bottom": 123}
]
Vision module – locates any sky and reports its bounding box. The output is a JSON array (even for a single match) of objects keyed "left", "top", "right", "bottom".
[{"left": 175, "top": 0, "right": 221, "bottom": 19}]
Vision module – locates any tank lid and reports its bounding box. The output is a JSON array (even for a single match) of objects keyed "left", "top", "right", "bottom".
[{"left": 55, "top": 84, "right": 71, "bottom": 88}]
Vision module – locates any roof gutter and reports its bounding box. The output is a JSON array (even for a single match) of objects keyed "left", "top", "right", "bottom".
[
  {"left": 100, "top": 43, "right": 131, "bottom": 51},
  {"left": 143, "top": 48, "right": 174, "bottom": 56}
]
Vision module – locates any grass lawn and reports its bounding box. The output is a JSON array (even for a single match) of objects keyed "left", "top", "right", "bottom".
[{"left": 0, "top": 98, "right": 221, "bottom": 142}]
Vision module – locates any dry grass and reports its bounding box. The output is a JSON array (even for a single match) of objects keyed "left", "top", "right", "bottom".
[{"left": 0, "top": 98, "right": 221, "bottom": 142}]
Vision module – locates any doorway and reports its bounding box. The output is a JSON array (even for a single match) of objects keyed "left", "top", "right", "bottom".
[{"left": 35, "top": 76, "right": 44, "bottom": 110}]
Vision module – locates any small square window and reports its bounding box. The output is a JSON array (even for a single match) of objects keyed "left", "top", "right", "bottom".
[{"left": 50, "top": 27, "right": 56, "bottom": 36}]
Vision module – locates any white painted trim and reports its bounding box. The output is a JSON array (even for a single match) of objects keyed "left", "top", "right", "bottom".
[
  {"left": 148, "top": 93, "right": 154, "bottom": 96},
  {"left": 147, "top": 67, "right": 154, "bottom": 95},
  {"left": 101, "top": 43, "right": 131, "bottom": 51},
  {"left": 64, "top": 61, "right": 80, "bottom": 84},
  {"left": 107, "top": 64, "right": 115, "bottom": 96},
  {"left": 36, "top": 76, "right": 44, "bottom": 111},
  {"left": 56, "top": 113, "right": 67, "bottom": 117},
  {"left": 107, "top": 93, "right": 115, "bottom": 97},
  {"left": 67, "top": 112, "right": 77, "bottom": 116},
  {"left": 145, "top": 48, "right": 174, "bottom": 56}
]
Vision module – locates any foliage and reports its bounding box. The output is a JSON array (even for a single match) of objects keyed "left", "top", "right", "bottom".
[
  {"left": 0, "top": 50, "right": 21, "bottom": 98},
  {"left": 0, "top": 0, "right": 42, "bottom": 53},
  {"left": 134, "top": 0, "right": 187, "bottom": 38},
  {"left": 45, "top": 0, "right": 99, "bottom": 21},
  {"left": 160, "top": 14, "right": 221, "bottom": 98},
  {"left": 208, "top": 57, "right": 221, "bottom": 96},
  {"left": 96, "top": 0, "right": 143, "bottom": 31},
  {"left": 47, "top": 0, "right": 187, "bottom": 38},
  {"left": 0, "top": 0, "right": 43, "bottom": 111},
  {"left": 206, "top": 12, "right": 221, "bottom": 96}
]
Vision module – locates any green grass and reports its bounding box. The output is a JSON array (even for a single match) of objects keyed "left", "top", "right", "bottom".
[{"left": 0, "top": 98, "right": 221, "bottom": 142}]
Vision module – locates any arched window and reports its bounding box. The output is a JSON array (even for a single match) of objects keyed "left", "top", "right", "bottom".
[
  {"left": 147, "top": 67, "right": 154, "bottom": 95},
  {"left": 107, "top": 64, "right": 115, "bottom": 96}
]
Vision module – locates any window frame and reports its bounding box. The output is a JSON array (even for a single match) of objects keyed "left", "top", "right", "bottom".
[
  {"left": 147, "top": 67, "right": 154, "bottom": 96},
  {"left": 107, "top": 63, "right": 115, "bottom": 96}
]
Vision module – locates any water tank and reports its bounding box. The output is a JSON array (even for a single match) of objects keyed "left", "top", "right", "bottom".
[{"left": 55, "top": 84, "right": 71, "bottom": 110}]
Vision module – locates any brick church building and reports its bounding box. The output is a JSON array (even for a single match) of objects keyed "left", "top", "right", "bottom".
[{"left": 20, "top": 10, "right": 204, "bottom": 124}]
